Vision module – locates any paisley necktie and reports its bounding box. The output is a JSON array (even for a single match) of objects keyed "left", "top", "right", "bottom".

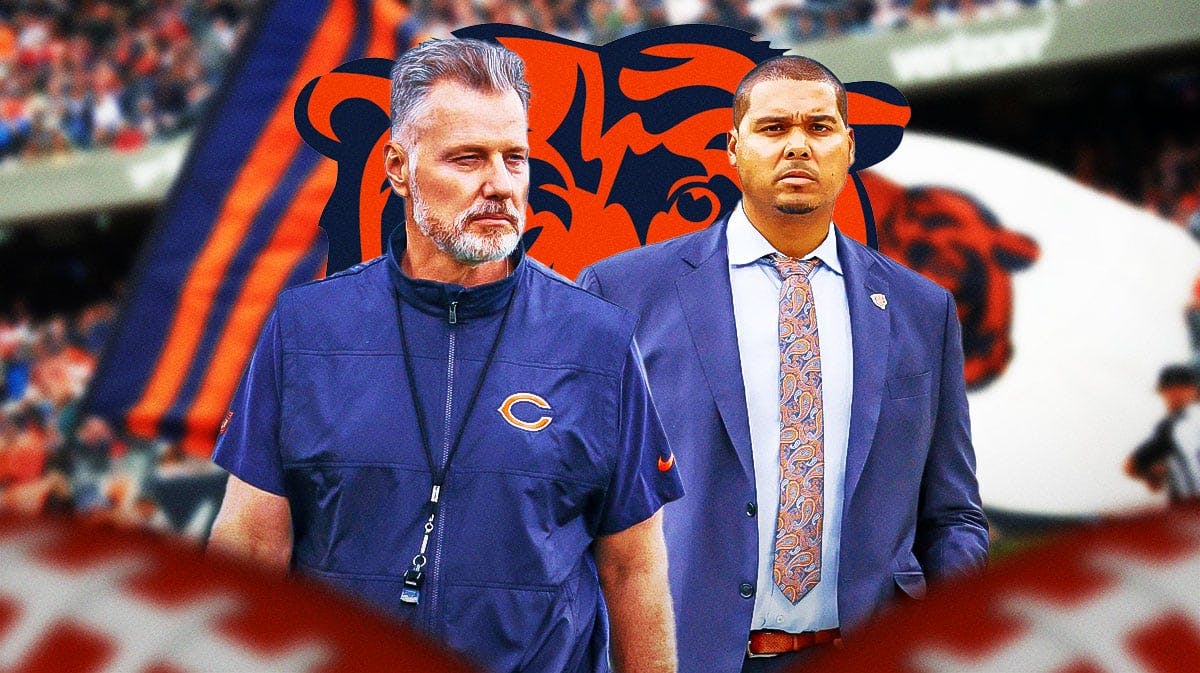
[{"left": 770, "top": 253, "right": 824, "bottom": 604}]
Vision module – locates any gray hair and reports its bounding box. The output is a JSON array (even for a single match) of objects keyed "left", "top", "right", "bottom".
[{"left": 389, "top": 38, "right": 531, "bottom": 145}]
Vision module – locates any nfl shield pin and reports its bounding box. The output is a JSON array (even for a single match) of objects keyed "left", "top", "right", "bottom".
[{"left": 871, "top": 293, "right": 887, "bottom": 310}]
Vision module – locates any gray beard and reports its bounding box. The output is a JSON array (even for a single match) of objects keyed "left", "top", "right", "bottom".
[{"left": 409, "top": 173, "right": 523, "bottom": 264}]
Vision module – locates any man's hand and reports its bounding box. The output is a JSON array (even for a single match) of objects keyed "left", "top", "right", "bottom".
[
  {"left": 1146, "top": 462, "right": 1167, "bottom": 491},
  {"left": 594, "top": 509, "right": 676, "bottom": 673},
  {"left": 208, "top": 474, "right": 292, "bottom": 573},
  {"left": 1124, "top": 456, "right": 1166, "bottom": 492}
]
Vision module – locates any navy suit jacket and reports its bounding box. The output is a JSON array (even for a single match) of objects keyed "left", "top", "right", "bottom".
[{"left": 577, "top": 214, "right": 988, "bottom": 673}]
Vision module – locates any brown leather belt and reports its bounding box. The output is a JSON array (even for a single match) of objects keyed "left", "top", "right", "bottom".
[{"left": 747, "top": 628, "right": 842, "bottom": 657}]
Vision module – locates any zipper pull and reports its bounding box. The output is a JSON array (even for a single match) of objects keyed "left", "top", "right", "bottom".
[{"left": 448, "top": 300, "right": 458, "bottom": 325}]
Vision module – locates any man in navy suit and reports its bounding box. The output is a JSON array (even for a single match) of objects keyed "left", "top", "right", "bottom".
[{"left": 578, "top": 56, "right": 988, "bottom": 672}]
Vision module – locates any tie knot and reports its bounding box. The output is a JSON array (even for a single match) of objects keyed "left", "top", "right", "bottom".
[{"left": 771, "top": 254, "right": 820, "bottom": 279}]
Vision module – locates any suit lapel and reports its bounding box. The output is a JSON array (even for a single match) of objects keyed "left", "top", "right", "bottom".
[
  {"left": 675, "top": 217, "right": 755, "bottom": 479},
  {"left": 839, "top": 231, "right": 890, "bottom": 505}
]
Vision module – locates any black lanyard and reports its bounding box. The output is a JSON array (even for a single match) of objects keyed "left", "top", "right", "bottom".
[{"left": 394, "top": 277, "right": 518, "bottom": 605}]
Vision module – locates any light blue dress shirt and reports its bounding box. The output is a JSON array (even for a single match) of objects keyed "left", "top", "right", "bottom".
[{"left": 727, "top": 202, "right": 853, "bottom": 632}]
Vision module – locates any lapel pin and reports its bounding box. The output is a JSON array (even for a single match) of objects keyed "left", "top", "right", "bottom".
[{"left": 870, "top": 293, "right": 887, "bottom": 310}]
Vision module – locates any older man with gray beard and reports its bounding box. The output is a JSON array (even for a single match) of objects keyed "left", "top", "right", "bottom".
[{"left": 209, "top": 38, "right": 683, "bottom": 673}]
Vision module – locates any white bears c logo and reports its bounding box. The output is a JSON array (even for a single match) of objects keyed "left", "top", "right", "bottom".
[{"left": 498, "top": 393, "right": 553, "bottom": 432}]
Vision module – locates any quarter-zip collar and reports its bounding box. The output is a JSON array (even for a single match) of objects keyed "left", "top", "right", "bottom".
[{"left": 386, "top": 224, "right": 524, "bottom": 323}]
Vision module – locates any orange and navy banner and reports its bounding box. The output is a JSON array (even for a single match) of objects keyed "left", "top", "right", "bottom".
[{"left": 83, "top": 0, "right": 422, "bottom": 457}]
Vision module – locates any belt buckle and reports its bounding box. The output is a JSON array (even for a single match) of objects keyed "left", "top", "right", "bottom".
[
  {"left": 746, "top": 630, "right": 786, "bottom": 659},
  {"left": 746, "top": 640, "right": 778, "bottom": 659}
]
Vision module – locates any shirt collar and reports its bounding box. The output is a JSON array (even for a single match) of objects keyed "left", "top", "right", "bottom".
[
  {"left": 726, "top": 201, "right": 844, "bottom": 276},
  {"left": 386, "top": 223, "right": 524, "bottom": 322}
]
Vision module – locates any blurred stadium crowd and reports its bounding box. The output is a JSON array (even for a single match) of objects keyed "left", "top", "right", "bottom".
[
  {"left": 0, "top": 0, "right": 255, "bottom": 160},
  {"left": 1, "top": 297, "right": 225, "bottom": 532},
  {"left": 2, "top": 0, "right": 1076, "bottom": 160},
  {"left": 1062, "top": 69, "right": 1200, "bottom": 228},
  {"left": 418, "top": 0, "right": 1065, "bottom": 46},
  {"left": 2, "top": 0, "right": 1197, "bottom": 534}
]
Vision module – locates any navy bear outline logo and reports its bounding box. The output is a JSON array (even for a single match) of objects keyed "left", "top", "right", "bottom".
[{"left": 293, "top": 24, "right": 911, "bottom": 277}]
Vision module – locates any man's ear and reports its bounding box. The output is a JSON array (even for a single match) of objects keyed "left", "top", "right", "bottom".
[
  {"left": 383, "top": 140, "right": 410, "bottom": 199},
  {"left": 847, "top": 126, "right": 856, "bottom": 168},
  {"left": 726, "top": 128, "right": 738, "bottom": 168}
]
